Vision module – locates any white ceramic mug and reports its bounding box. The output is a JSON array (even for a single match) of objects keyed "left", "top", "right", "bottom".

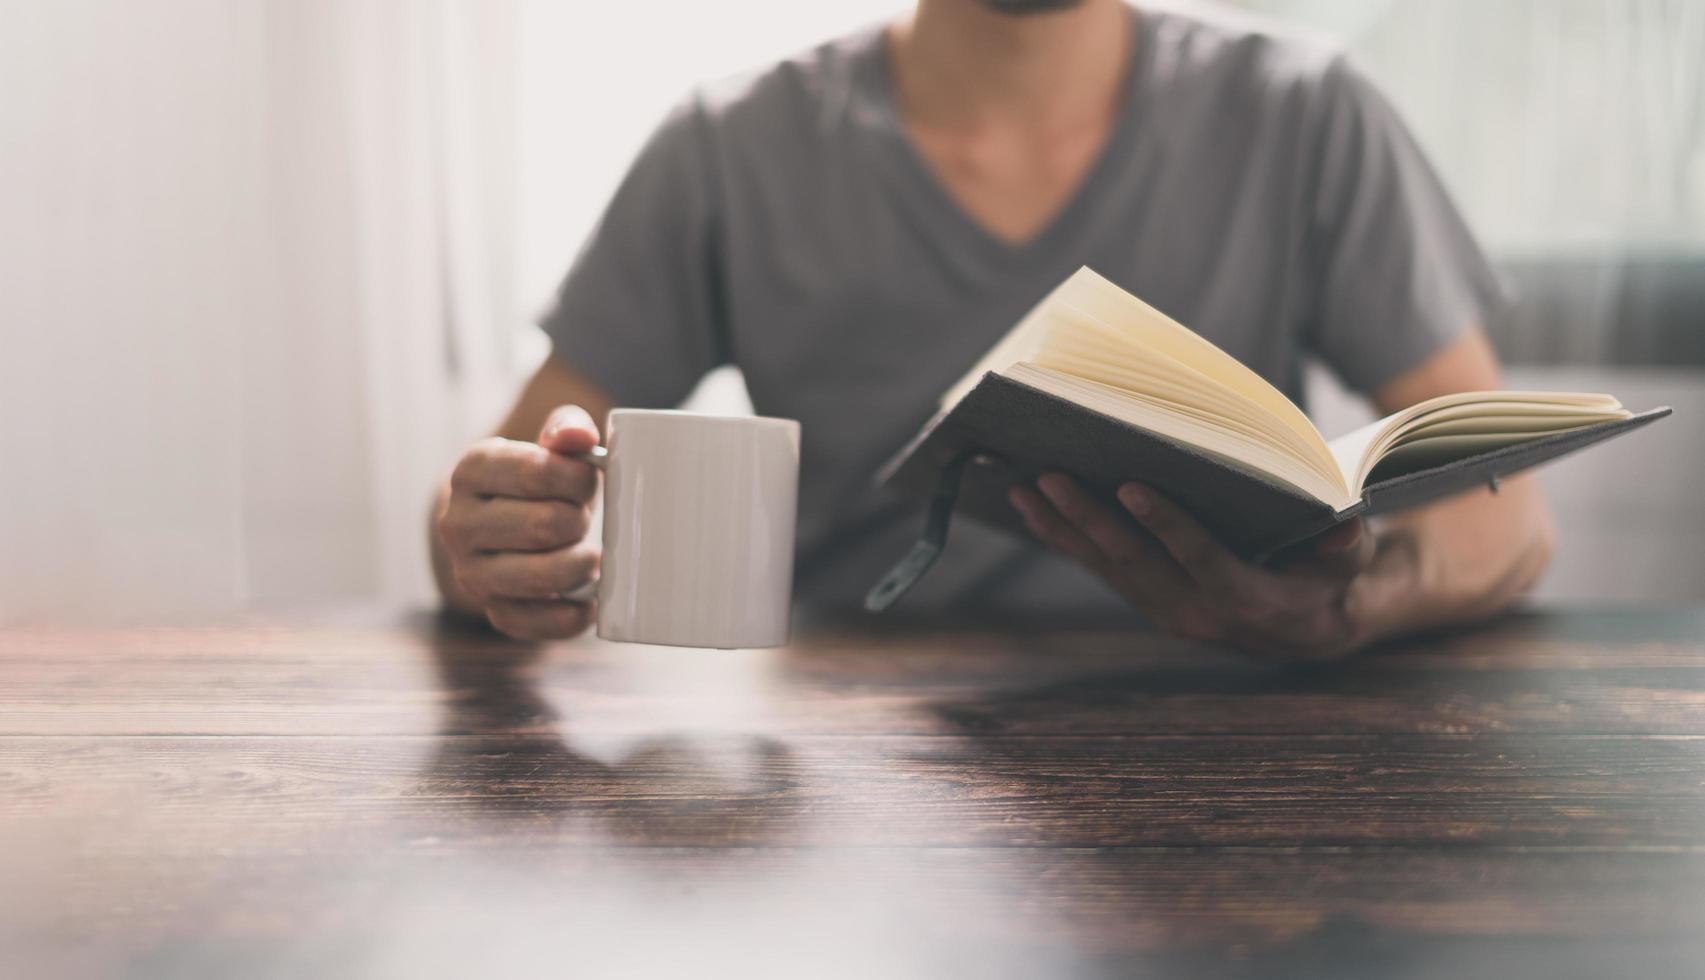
[{"left": 563, "top": 409, "right": 801, "bottom": 649}]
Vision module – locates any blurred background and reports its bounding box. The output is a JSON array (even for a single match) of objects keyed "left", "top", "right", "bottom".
[{"left": 1, "top": 0, "right": 1699, "bottom": 622}]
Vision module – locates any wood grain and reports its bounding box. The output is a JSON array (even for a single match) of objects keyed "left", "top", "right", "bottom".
[
  {"left": 8, "top": 661, "right": 1705, "bottom": 735},
  {"left": 4, "top": 607, "right": 1705, "bottom": 978},
  {"left": 4, "top": 609, "right": 1705, "bottom": 737},
  {"left": 6, "top": 733, "right": 1705, "bottom": 848}
]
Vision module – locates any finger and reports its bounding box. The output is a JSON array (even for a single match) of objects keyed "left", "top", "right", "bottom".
[
  {"left": 538, "top": 404, "right": 601, "bottom": 456},
  {"left": 451, "top": 438, "right": 598, "bottom": 502},
  {"left": 463, "top": 544, "right": 600, "bottom": 600},
  {"left": 1008, "top": 485, "right": 1105, "bottom": 568},
  {"left": 485, "top": 598, "right": 594, "bottom": 641},
  {"left": 1307, "top": 517, "right": 1376, "bottom": 580},
  {"left": 1035, "top": 474, "right": 1154, "bottom": 565},
  {"left": 1117, "top": 482, "right": 1251, "bottom": 595},
  {"left": 1036, "top": 474, "right": 1203, "bottom": 615},
  {"left": 455, "top": 498, "right": 590, "bottom": 552}
]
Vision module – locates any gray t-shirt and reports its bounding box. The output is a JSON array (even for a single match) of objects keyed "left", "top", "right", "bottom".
[{"left": 540, "top": 6, "right": 1503, "bottom": 618}]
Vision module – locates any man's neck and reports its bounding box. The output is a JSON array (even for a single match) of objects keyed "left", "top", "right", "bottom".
[{"left": 889, "top": 0, "right": 1133, "bottom": 132}]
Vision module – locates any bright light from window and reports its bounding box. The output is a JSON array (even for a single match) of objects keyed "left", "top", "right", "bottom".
[{"left": 517, "top": 1, "right": 906, "bottom": 314}]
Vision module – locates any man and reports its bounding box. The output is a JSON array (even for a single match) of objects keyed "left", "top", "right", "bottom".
[{"left": 432, "top": 0, "right": 1554, "bottom": 659}]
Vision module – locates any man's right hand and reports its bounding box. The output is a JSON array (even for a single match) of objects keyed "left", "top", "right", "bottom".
[{"left": 434, "top": 405, "right": 603, "bottom": 640}]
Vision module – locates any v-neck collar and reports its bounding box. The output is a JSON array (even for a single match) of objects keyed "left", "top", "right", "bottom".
[{"left": 857, "top": 5, "right": 1154, "bottom": 274}]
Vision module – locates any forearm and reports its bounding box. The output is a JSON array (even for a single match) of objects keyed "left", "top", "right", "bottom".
[{"left": 1349, "top": 475, "right": 1556, "bottom": 645}]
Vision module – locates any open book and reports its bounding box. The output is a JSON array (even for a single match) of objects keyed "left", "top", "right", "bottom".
[{"left": 870, "top": 268, "right": 1670, "bottom": 607}]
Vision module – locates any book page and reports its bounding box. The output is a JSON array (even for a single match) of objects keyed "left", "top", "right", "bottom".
[
  {"left": 940, "top": 269, "right": 1637, "bottom": 509},
  {"left": 943, "top": 268, "right": 1346, "bottom": 493},
  {"left": 1328, "top": 391, "right": 1630, "bottom": 492},
  {"left": 1008, "top": 364, "right": 1359, "bottom": 509},
  {"left": 1041, "top": 269, "right": 1331, "bottom": 462}
]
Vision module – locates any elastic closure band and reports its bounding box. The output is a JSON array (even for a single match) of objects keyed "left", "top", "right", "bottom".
[{"left": 864, "top": 451, "right": 990, "bottom": 612}]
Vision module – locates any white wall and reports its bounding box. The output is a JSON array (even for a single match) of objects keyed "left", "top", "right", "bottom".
[
  {"left": 0, "top": 0, "right": 510, "bottom": 623},
  {"left": 1, "top": 1, "right": 268, "bottom": 619}
]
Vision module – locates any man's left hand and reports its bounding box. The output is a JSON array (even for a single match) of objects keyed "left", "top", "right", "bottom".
[{"left": 1010, "top": 474, "right": 1381, "bottom": 661}]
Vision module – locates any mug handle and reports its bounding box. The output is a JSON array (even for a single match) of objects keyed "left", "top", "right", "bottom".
[{"left": 551, "top": 445, "right": 608, "bottom": 603}]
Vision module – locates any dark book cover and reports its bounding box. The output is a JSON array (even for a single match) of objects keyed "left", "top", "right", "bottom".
[{"left": 880, "top": 372, "right": 1673, "bottom": 560}]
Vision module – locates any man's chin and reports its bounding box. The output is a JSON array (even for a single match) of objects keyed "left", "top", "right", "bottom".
[{"left": 979, "top": 0, "right": 1087, "bottom": 15}]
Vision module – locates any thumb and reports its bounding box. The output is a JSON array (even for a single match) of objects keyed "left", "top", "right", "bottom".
[{"left": 538, "top": 404, "right": 600, "bottom": 455}]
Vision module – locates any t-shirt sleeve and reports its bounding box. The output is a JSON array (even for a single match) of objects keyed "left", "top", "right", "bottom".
[
  {"left": 538, "top": 94, "right": 728, "bottom": 408},
  {"left": 1304, "top": 55, "right": 1507, "bottom": 396}
]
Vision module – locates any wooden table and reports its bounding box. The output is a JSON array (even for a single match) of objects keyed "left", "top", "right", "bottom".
[{"left": 4, "top": 608, "right": 1704, "bottom": 978}]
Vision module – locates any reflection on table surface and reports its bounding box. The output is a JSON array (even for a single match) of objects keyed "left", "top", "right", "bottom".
[{"left": 3, "top": 608, "right": 1705, "bottom": 978}]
